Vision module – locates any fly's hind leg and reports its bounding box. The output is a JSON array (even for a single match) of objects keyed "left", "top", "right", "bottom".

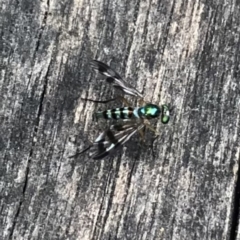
[
  {"left": 138, "top": 126, "right": 146, "bottom": 143},
  {"left": 81, "top": 95, "right": 131, "bottom": 106}
]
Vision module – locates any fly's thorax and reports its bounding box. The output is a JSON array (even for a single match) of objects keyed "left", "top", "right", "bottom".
[
  {"left": 138, "top": 104, "right": 161, "bottom": 119},
  {"left": 97, "top": 107, "right": 134, "bottom": 119}
]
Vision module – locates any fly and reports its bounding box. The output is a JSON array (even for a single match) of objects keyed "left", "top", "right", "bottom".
[{"left": 73, "top": 60, "right": 170, "bottom": 160}]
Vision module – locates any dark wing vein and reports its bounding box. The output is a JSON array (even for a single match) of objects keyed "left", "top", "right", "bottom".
[
  {"left": 91, "top": 122, "right": 144, "bottom": 160},
  {"left": 91, "top": 60, "right": 143, "bottom": 98}
]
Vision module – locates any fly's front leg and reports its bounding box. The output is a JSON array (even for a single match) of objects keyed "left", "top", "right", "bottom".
[
  {"left": 143, "top": 119, "right": 160, "bottom": 136},
  {"left": 137, "top": 120, "right": 159, "bottom": 146}
]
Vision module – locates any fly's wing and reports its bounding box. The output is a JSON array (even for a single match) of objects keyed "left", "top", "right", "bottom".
[
  {"left": 91, "top": 60, "right": 143, "bottom": 98},
  {"left": 91, "top": 122, "right": 145, "bottom": 160}
]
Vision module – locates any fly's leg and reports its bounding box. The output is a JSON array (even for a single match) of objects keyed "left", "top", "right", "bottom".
[
  {"left": 81, "top": 95, "right": 131, "bottom": 106},
  {"left": 138, "top": 126, "right": 146, "bottom": 143},
  {"left": 122, "top": 119, "right": 147, "bottom": 145},
  {"left": 81, "top": 97, "right": 116, "bottom": 104},
  {"left": 142, "top": 120, "right": 160, "bottom": 153},
  {"left": 145, "top": 123, "right": 160, "bottom": 136},
  {"left": 138, "top": 98, "right": 146, "bottom": 106},
  {"left": 143, "top": 119, "right": 160, "bottom": 136},
  {"left": 118, "top": 96, "right": 131, "bottom": 106},
  {"left": 137, "top": 120, "right": 159, "bottom": 146}
]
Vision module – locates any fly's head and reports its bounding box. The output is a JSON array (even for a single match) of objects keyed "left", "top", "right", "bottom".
[{"left": 161, "top": 104, "right": 170, "bottom": 124}]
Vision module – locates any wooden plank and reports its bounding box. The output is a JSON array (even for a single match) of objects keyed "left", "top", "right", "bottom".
[{"left": 1, "top": 0, "right": 239, "bottom": 239}]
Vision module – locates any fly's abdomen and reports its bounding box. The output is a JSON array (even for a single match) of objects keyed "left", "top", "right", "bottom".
[{"left": 97, "top": 107, "right": 135, "bottom": 119}]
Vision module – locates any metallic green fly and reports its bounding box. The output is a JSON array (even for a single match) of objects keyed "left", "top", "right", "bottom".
[{"left": 76, "top": 60, "right": 170, "bottom": 160}]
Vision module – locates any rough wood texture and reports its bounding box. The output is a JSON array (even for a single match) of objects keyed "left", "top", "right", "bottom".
[{"left": 1, "top": 0, "right": 240, "bottom": 239}]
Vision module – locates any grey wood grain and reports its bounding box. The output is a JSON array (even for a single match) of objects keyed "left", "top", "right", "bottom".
[{"left": 1, "top": 0, "right": 240, "bottom": 239}]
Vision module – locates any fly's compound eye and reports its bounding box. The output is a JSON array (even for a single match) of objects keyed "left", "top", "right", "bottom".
[{"left": 161, "top": 105, "right": 170, "bottom": 124}]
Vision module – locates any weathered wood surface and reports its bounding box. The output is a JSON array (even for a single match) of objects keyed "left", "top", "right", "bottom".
[{"left": 1, "top": 0, "right": 240, "bottom": 239}]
